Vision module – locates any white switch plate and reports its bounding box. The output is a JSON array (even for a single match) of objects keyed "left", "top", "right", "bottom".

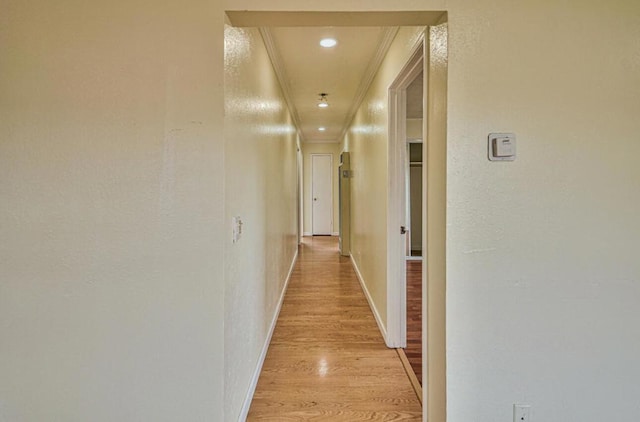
[
  {"left": 488, "top": 133, "right": 516, "bottom": 161},
  {"left": 232, "top": 216, "right": 243, "bottom": 243},
  {"left": 514, "top": 404, "right": 531, "bottom": 422}
]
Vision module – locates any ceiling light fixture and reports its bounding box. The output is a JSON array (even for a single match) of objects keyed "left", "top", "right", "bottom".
[
  {"left": 318, "top": 127, "right": 326, "bottom": 131},
  {"left": 317, "top": 93, "right": 329, "bottom": 108},
  {"left": 320, "top": 38, "right": 337, "bottom": 48}
]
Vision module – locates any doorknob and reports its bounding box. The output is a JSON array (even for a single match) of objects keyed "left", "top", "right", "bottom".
[{"left": 400, "top": 226, "right": 407, "bottom": 234}]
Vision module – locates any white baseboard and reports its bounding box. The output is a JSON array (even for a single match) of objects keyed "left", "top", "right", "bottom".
[
  {"left": 238, "top": 249, "right": 298, "bottom": 421},
  {"left": 349, "top": 254, "right": 388, "bottom": 344},
  {"left": 303, "top": 232, "right": 312, "bottom": 237},
  {"left": 332, "top": 232, "right": 339, "bottom": 236}
]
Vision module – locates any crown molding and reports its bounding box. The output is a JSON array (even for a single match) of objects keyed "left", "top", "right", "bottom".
[
  {"left": 337, "top": 27, "right": 399, "bottom": 143},
  {"left": 259, "top": 27, "right": 306, "bottom": 143}
]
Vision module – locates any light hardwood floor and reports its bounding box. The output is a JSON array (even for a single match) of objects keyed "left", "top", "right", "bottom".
[
  {"left": 405, "top": 260, "right": 422, "bottom": 384},
  {"left": 247, "top": 236, "right": 422, "bottom": 421}
]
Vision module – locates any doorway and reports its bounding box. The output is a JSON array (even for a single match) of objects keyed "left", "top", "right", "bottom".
[
  {"left": 387, "top": 44, "right": 425, "bottom": 395},
  {"left": 405, "top": 74, "right": 424, "bottom": 387},
  {"left": 407, "top": 127, "right": 424, "bottom": 257},
  {"left": 387, "top": 39, "right": 424, "bottom": 354},
  {"left": 297, "top": 143, "right": 304, "bottom": 244},
  {"left": 225, "top": 11, "right": 449, "bottom": 422},
  {"left": 311, "top": 154, "right": 333, "bottom": 235}
]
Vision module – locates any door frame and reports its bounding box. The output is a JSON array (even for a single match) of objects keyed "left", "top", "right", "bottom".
[
  {"left": 387, "top": 38, "right": 425, "bottom": 349},
  {"left": 226, "top": 11, "right": 449, "bottom": 422},
  {"left": 422, "top": 24, "right": 448, "bottom": 421},
  {"left": 388, "top": 26, "right": 448, "bottom": 420},
  {"left": 297, "top": 141, "right": 304, "bottom": 244},
  {"left": 310, "top": 153, "right": 333, "bottom": 235}
]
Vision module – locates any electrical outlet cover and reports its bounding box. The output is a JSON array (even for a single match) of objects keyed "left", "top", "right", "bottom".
[{"left": 514, "top": 404, "right": 531, "bottom": 422}]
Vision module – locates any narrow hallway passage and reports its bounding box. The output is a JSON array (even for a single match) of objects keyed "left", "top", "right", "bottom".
[{"left": 247, "top": 237, "right": 421, "bottom": 421}]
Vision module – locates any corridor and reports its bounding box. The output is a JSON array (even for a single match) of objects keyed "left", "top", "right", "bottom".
[{"left": 247, "top": 236, "right": 421, "bottom": 421}]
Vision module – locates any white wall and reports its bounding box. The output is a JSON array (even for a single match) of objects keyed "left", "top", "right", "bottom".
[
  {"left": 0, "top": 1, "right": 225, "bottom": 420},
  {"left": 223, "top": 25, "right": 299, "bottom": 420},
  {"left": 445, "top": 2, "right": 640, "bottom": 420},
  {"left": 407, "top": 118, "right": 423, "bottom": 140},
  {"left": 302, "top": 142, "right": 341, "bottom": 235}
]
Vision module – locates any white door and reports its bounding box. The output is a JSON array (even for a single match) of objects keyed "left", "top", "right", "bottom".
[{"left": 311, "top": 154, "right": 333, "bottom": 235}]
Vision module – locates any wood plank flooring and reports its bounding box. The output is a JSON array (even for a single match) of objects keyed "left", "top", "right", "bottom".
[
  {"left": 247, "top": 236, "right": 422, "bottom": 421},
  {"left": 405, "top": 260, "right": 422, "bottom": 385}
]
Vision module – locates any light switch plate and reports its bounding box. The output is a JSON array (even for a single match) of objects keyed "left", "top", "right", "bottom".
[
  {"left": 232, "top": 216, "right": 243, "bottom": 243},
  {"left": 488, "top": 133, "right": 516, "bottom": 161},
  {"left": 514, "top": 404, "right": 531, "bottom": 422}
]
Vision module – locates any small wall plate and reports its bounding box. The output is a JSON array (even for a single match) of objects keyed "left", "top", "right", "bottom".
[{"left": 488, "top": 133, "right": 516, "bottom": 161}]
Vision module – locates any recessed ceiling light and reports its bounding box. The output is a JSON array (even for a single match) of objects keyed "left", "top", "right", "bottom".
[
  {"left": 318, "top": 127, "right": 326, "bottom": 131},
  {"left": 320, "top": 38, "right": 337, "bottom": 48}
]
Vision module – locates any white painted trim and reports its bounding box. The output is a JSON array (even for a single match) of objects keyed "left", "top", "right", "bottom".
[
  {"left": 423, "top": 24, "right": 449, "bottom": 420},
  {"left": 387, "top": 35, "right": 426, "bottom": 349},
  {"left": 331, "top": 232, "right": 339, "bottom": 236},
  {"left": 227, "top": 11, "right": 447, "bottom": 28},
  {"left": 297, "top": 141, "right": 304, "bottom": 245},
  {"left": 350, "top": 255, "right": 389, "bottom": 346},
  {"left": 259, "top": 28, "right": 306, "bottom": 143},
  {"left": 238, "top": 249, "right": 299, "bottom": 421},
  {"left": 406, "top": 256, "right": 424, "bottom": 261},
  {"left": 303, "top": 231, "right": 312, "bottom": 237}
]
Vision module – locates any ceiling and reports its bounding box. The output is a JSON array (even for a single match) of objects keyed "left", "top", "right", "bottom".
[
  {"left": 226, "top": 12, "right": 446, "bottom": 144},
  {"left": 261, "top": 27, "right": 422, "bottom": 142},
  {"left": 261, "top": 26, "right": 400, "bottom": 143}
]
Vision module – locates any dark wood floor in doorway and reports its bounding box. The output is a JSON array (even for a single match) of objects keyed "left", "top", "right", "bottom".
[
  {"left": 247, "top": 236, "right": 421, "bottom": 421},
  {"left": 406, "top": 260, "right": 422, "bottom": 384}
]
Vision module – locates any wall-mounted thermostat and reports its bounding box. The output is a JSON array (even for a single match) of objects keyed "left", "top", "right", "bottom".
[{"left": 488, "top": 133, "right": 516, "bottom": 161}]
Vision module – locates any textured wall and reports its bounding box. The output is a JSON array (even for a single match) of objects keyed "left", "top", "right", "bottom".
[
  {"left": 0, "top": 1, "right": 225, "bottom": 420},
  {"left": 445, "top": 1, "right": 640, "bottom": 421},
  {"left": 223, "top": 25, "right": 299, "bottom": 420},
  {"left": 342, "top": 26, "right": 426, "bottom": 332}
]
